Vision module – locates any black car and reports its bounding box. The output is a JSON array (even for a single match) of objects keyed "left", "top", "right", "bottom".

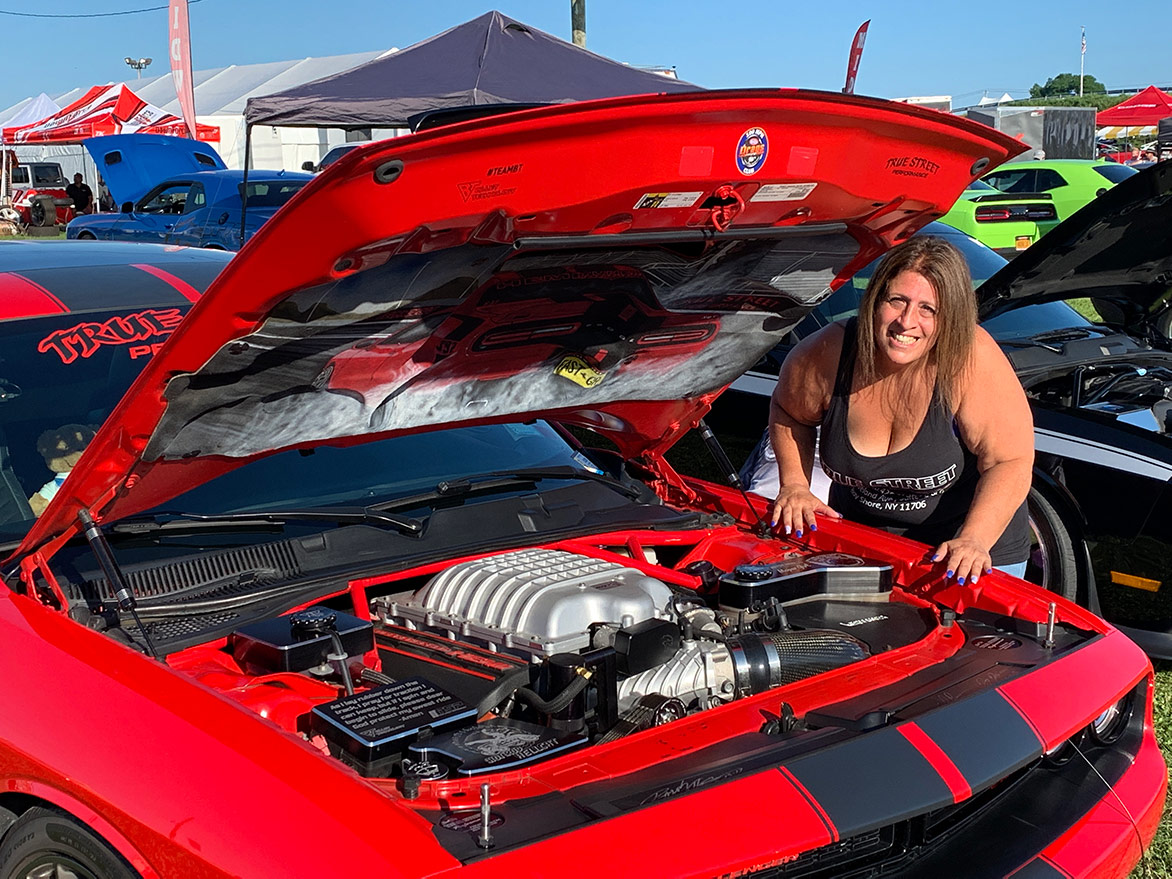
[{"left": 720, "top": 162, "right": 1172, "bottom": 657}]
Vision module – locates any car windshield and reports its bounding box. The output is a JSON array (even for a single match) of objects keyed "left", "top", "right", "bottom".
[
  {"left": 0, "top": 309, "right": 180, "bottom": 543},
  {"left": 161, "top": 421, "right": 594, "bottom": 517},
  {"left": 981, "top": 301, "right": 1094, "bottom": 339},
  {"left": 32, "top": 166, "right": 65, "bottom": 186},
  {"left": 0, "top": 307, "right": 597, "bottom": 547},
  {"left": 1094, "top": 164, "right": 1139, "bottom": 184},
  {"left": 319, "top": 144, "right": 359, "bottom": 171}
]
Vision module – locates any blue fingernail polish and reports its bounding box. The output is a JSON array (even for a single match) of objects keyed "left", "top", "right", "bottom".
[
  {"left": 931, "top": 554, "right": 940, "bottom": 561},
  {"left": 770, "top": 519, "right": 777, "bottom": 528},
  {"left": 958, "top": 576, "right": 965, "bottom": 585},
  {"left": 794, "top": 530, "right": 802, "bottom": 539},
  {"left": 946, "top": 570, "right": 954, "bottom": 578},
  {"left": 810, "top": 523, "right": 818, "bottom": 531},
  {"left": 971, "top": 575, "right": 979, "bottom": 583}
]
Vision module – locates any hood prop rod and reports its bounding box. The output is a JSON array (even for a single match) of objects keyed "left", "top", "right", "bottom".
[
  {"left": 696, "top": 419, "right": 771, "bottom": 538},
  {"left": 77, "top": 510, "right": 158, "bottom": 660}
]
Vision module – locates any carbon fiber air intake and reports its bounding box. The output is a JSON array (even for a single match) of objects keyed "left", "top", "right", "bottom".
[{"left": 726, "top": 629, "right": 870, "bottom": 696}]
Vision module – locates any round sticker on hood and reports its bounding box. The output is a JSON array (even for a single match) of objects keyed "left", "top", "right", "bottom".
[{"left": 736, "top": 128, "right": 769, "bottom": 176}]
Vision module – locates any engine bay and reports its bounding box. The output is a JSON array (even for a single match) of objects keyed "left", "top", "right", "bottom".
[
  {"left": 164, "top": 535, "right": 959, "bottom": 787},
  {"left": 1023, "top": 360, "right": 1172, "bottom": 434}
]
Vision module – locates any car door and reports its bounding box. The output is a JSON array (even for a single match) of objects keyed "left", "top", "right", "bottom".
[
  {"left": 121, "top": 182, "right": 194, "bottom": 243},
  {"left": 164, "top": 181, "right": 208, "bottom": 247}
]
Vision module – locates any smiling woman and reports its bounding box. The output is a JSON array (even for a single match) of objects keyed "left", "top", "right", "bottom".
[{"left": 768, "top": 236, "right": 1035, "bottom": 584}]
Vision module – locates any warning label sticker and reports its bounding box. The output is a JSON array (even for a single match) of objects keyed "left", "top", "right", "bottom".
[
  {"left": 750, "top": 183, "right": 818, "bottom": 203},
  {"left": 633, "top": 191, "right": 703, "bottom": 210}
]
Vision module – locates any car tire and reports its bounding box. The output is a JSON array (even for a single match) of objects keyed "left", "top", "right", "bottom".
[
  {"left": 27, "top": 196, "right": 57, "bottom": 228},
  {"left": 1025, "top": 486, "right": 1079, "bottom": 601},
  {"left": 76, "top": 231, "right": 97, "bottom": 240},
  {"left": 0, "top": 807, "right": 137, "bottom": 879}
]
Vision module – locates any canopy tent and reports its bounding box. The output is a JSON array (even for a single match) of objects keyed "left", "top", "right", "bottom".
[
  {"left": 3, "top": 83, "right": 219, "bottom": 145},
  {"left": 244, "top": 10, "right": 701, "bottom": 129},
  {"left": 1096, "top": 85, "right": 1172, "bottom": 138},
  {"left": 5, "top": 93, "right": 60, "bottom": 129},
  {"left": 0, "top": 93, "right": 61, "bottom": 201}
]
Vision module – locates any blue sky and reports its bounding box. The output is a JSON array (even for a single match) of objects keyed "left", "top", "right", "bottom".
[{"left": 1, "top": 0, "right": 1169, "bottom": 111}]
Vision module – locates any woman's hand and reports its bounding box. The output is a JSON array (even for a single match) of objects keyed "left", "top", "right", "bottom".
[
  {"left": 931, "top": 535, "right": 992, "bottom": 585},
  {"left": 771, "top": 484, "right": 840, "bottom": 538}
]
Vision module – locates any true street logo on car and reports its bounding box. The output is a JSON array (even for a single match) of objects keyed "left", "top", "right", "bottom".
[
  {"left": 37, "top": 308, "right": 185, "bottom": 364},
  {"left": 736, "top": 127, "right": 769, "bottom": 176},
  {"left": 886, "top": 156, "right": 941, "bottom": 177}
]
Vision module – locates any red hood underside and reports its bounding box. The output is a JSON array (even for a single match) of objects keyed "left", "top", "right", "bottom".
[{"left": 20, "top": 88, "right": 1026, "bottom": 556}]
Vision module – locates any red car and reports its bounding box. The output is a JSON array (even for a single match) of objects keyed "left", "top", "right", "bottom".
[{"left": 0, "top": 91, "right": 1162, "bottom": 878}]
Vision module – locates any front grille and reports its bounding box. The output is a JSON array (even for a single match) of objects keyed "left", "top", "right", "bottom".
[{"left": 747, "top": 765, "right": 1034, "bottom": 877}]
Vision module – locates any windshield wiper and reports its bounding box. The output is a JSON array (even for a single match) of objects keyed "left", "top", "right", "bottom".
[
  {"left": 371, "top": 466, "right": 643, "bottom": 513},
  {"left": 108, "top": 506, "right": 424, "bottom": 537},
  {"left": 1000, "top": 326, "right": 1098, "bottom": 354}
]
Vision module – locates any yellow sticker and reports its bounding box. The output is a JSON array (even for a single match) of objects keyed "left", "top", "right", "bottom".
[{"left": 555, "top": 354, "right": 605, "bottom": 388}]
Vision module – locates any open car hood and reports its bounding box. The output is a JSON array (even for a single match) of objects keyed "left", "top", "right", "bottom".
[
  {"left": 84, "top": 133, "right": 227, "bottom": 206},
  {"left": 977, "top": 161, "right": 1172, "bottom": 327},
  {"left": 23, "top": 89, "right": 1025, "bottom": 553}
]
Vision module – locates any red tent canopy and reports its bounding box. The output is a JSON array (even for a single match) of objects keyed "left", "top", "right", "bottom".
[
  {"left": 1096, "top": 85, "right": 1172, "bottom": 127},
  {"left": 1, "top": 83, "right": 218, "bottom": 144}
]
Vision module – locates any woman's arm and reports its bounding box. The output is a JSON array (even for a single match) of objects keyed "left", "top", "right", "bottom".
[
  {"left": 938, "top": 327, "right": 1035, "bottom": 582},
  {"left": 768, "top": 324, "right": 843, "bottom": 536}
]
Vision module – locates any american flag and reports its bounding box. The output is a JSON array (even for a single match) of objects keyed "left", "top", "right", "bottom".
[{"left": 1081, "top": 27, "right": 1086, "bottom": 55}]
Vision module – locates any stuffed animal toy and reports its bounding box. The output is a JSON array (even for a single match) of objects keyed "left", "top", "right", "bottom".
[{"left": 29, "top": 424, "right": 96, "bottom": 517}]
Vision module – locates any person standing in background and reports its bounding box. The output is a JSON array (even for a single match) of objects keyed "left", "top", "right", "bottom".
[{"left": 65, "top": 173, "right": 94, "bottom": 214}]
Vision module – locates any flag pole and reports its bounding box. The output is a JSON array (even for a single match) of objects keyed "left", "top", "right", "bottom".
[{"left": 1079, "top": 26, "right": 1086, "bottom": 97}]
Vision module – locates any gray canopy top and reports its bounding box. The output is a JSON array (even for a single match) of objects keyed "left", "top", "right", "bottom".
[{"left": 244, "top": 10, "right": 703, "bottom": 129}]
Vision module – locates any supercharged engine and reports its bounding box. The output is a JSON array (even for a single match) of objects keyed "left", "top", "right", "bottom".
[{"left": 228, "top": 548, "right": 936, "bottom": 780}]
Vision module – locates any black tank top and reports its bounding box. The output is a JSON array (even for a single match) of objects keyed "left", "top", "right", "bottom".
[{"left": 820, "top": 320, "right": 1028, "bottom": 565}]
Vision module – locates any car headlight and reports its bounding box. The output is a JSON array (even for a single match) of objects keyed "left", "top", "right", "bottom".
[{"left": 1088, "top": 694, "right": 1132, "bottom": 746}]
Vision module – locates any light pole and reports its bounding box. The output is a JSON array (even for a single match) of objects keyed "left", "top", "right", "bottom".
[{"left": 124, "top": 57, "right": 152, "bottom": 78}]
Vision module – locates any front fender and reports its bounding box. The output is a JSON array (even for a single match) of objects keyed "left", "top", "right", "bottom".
[{"left": 0, "top": 588, "right": 460, "bottom": 878}]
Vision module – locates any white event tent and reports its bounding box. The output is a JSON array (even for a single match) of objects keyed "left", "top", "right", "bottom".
[{"left": 0, "top": 49, "right": 402, "bottom": 174}]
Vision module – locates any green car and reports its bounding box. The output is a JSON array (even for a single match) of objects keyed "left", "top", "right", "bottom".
[{"left": 940, "top": 159, "right": 1137, "bottom": 257}]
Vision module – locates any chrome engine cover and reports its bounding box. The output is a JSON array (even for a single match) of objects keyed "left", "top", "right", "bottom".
[{"left": 373, "top": 548, "right": 674, "bottom": 658}]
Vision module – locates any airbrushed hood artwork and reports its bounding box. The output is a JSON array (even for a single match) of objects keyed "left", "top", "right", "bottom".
[{"left": 0, "top": 91, "right": 1162, "bottom": 878}]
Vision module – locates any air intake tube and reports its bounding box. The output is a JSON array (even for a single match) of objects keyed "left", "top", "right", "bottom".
[{"left": 726, "top": 630, "right": 870, "bottom": 697}]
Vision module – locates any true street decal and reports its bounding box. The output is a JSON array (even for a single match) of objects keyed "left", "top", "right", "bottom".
[
  {"left": 886, "top": 156, "right": 941, "bottom": 178},
  {"left": 38, "top": 308, "right": 185, "bottom": 364},
  {"left": 736, "top": 128, "right": 769, "bottom": 176}
]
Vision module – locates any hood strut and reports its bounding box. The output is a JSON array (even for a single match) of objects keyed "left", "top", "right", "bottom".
[{"left": 78, "top": 509, "right": 158, "bottom": 659}]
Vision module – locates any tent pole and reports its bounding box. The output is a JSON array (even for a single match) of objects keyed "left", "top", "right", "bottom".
[{"left": 240, "top": 122, "right": 252, "bottom": 245}]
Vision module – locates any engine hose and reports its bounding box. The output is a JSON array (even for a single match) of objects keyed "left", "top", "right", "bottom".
[
  {"left": 360, "top": 667, "right": 396, "bottom": 687},
  {"left": 514, "top": 672, "right": 591, "bottom": 715}
]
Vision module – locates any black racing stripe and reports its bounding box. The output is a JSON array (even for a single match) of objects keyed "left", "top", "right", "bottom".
[
  {"left": 1007, "top": 855, "right": 1070, "bottom": 878},
  {"left": 783, "top": 724, "right": 954, "bottom": 837},
  {"left": 914, "top": 689, "right": 1043, "bottom": 793},
  {"left": 777, "top": 767, "right": 838, "bottom": 841},
  {"left": 16, "top": 264, "right": 212, "bottom": 312}
]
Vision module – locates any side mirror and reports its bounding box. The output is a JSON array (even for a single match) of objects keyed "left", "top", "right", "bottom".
[
  {"left": 301, "top": 160, "right": 316, "bottom": 172},
  {"left": 120, "top": 201, "right": 134, "bottom": 214}
]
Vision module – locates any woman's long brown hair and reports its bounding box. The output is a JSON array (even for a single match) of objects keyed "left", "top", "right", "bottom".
[{"left": 854, "top": 236, "right": 976, "bottom": 414}]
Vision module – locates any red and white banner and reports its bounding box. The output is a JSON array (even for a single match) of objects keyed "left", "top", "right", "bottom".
[
  {"left": 842, "top": 20, "right": 870, "bottom": 95},
  {"left": 168, "top": 0, "right": 197, "bottom": 139}
]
